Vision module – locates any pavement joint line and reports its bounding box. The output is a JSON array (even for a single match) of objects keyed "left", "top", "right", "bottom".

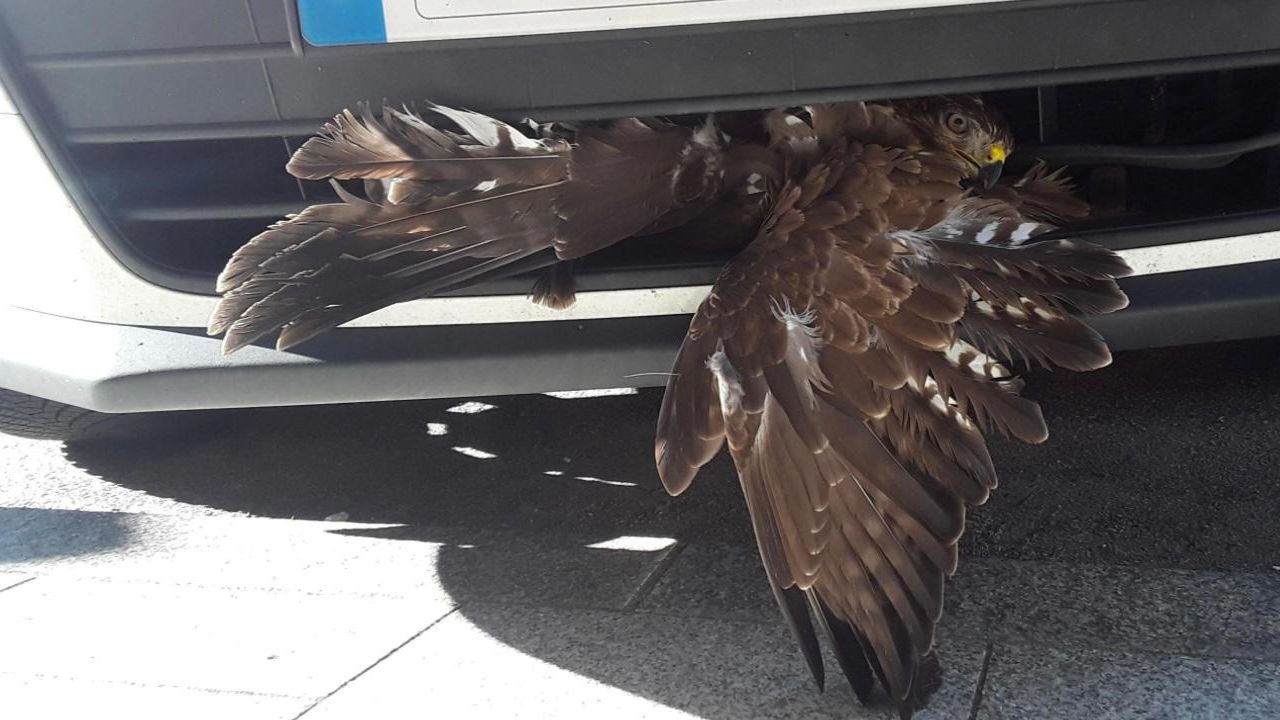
[
  {"left": 0, "top": 669, "right": 315, "bottom": 700},
  {"left": 621, "top": 540, "right": 687, "bottom": 612},
  {"left": 0, "top": 571, "right": 447, "bottom": 601},
  {"left": 291, "top": 605, "right": 460, "bottom": 720},
  {"left": 966, "top": 643, "right": 995, "bottom": 720},
  {"left": 0, "top": 575, "right": 36, "bottom": 594}
]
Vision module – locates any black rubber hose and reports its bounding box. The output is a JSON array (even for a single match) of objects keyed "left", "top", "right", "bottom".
[{"left": 1025, "top": 129, "right": 1280, "bottom": 170}]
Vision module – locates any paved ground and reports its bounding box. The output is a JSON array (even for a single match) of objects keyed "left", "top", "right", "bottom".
[{"left": 2, "top": 336, "right": 1280, "bottom": 718}]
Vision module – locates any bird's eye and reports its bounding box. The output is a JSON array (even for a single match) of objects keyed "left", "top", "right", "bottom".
[{"left": 945, "top": 113, "right": 969, "bottom": 134}]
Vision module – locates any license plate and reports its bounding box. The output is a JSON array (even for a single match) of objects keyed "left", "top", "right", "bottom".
[{"left": 297, "top": 0, "right": 1018, "bottom": 46}]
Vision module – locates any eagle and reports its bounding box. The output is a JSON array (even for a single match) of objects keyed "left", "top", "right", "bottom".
[{"left": 209, "top": 97, "right": 1128, "bottom": 718}]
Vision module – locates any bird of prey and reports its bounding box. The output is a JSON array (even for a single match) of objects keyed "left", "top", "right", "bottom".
[{"left": 209, "top": 97, "right": 1129, "bottom": 718}]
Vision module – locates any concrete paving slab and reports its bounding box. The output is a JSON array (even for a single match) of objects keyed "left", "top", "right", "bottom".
[
  {"left": 0, "top": 575, "right": 448, "bottom": 697},
  {"left": 977, "top": 644, "right": 1280, "bottom": 720},
  {"left": 301, "top": 603, "right": 985, "bottom": 720},
  {"left": 0, "top": 673, "right": 311, "bottom": 720},
  {"left": 643, "top": 545, "right": 1280, "bottom": 662},
  {"left": 0, "top": 508, "right": 675, "bottom": 609},
  {"left": 947, "top": 559, "right": 1280, "bottom": 661}
]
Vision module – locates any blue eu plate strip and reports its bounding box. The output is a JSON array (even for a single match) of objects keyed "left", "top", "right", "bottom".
[{"left": 297, "top": 0, "right": 388, "bottom": 46}]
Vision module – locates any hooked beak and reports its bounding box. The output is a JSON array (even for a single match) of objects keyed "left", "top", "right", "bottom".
[
  {"left": 957, "top": 142, "right": 1008, "bottom": 191},
  {"left": 976, "top": 160, "right": 1004, "bottom": 191}
]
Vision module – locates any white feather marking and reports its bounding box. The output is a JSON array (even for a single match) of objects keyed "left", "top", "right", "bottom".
[
  {"left": 975, "top": 221, "right": 1001, "bottom": 245},
  {"left": 473, "top": 179, "right": 498, "bottom": 192},
  {"left": 706, "top": 350, "right": 744, "bottom": 416},
  {"left": 770, "top": 298, "right": 829, "bottom": 393},
  {"left": 692, "top": 117, "right": 720, "bottom": 148},
  {"left": 972, "top": 355, "right": 996, "bottom": 376},
  {"left": 919, "top": 376, "right": 976, "bottom": 429},
  {"left": 428, "top": 104, "right": 510, "bottom": 148},
  {"left": 1010, "top": 222, "right": 1039, "bottom": 243},
  {"left": 773, "top": 299, "right": 822, "bottom": 347},
  {"left": 784, "top": 114, "right": 805, "bottom": 126},
  {"left": 1003, "top": 303, "right": 1029, "bottom": 321},
  {"left": 945, "top": 339, "right": 1011, "bottom": 378},
  {"left": 770, "top": 298, "right": 819, "bottom": 333}
]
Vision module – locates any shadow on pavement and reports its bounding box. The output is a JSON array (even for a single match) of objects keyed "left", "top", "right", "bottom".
[
  {"left": 59, "top": 389, "right": 754, "bottom": 545},
  {"left": 57, "top": 334, "right": 1280, "bottom": 570},
  {"left": 43, "top": 336, "right": 1280, "bottom": 717}
]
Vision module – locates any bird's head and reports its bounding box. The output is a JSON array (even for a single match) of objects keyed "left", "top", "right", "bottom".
[{"left": 892, "top": 95, "right": 1013, "bottom": 190}]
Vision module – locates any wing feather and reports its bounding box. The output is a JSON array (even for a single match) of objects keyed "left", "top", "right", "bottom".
[
  {"left": 212, "top": 107, "right": 726, "bottom": 353},
  {"left": 286, "top": 104, "right": 570, "bottom": 185},
  {"left": 656, "top": 138, "right": 1128, "bottom": 717}
]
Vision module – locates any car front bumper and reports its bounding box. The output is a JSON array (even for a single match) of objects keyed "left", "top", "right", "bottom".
[{"left": 5, "top": 257, "right": 1280, "bottom": 414}]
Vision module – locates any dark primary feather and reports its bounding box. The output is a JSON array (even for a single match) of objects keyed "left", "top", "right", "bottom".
[
  {"left": 810, "top": 589, "right": 878, "bottom": 703},
  {"left": 212, "top": 181, "right": 563, "bottom": 353},
  {"left": 773, "top": 580, "right": 826, "bottom": 692}
]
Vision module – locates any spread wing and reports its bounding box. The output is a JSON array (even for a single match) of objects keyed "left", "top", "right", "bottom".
[
  {"left": 209, "top": 104, "right": 723, "bottom": 353},
  {"left": 654, "top": 138, "right": 1129, "bottom": 717}
]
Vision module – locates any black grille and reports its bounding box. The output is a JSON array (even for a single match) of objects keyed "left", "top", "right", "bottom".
[{"left": 4, "top": 0, "right": 1280, "bottom": 296}]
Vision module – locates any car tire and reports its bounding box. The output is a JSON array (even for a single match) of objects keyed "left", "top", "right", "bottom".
[{"left": 0, "top": 388, "right": 117, "bottom": 441}]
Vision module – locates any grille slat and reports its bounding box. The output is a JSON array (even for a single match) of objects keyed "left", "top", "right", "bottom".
[
  {"left": 25, "top": 43, "right": 295, "bottom": 70},
  {"left": 119, "top": 201, "right": 311, "bottom": 223},
  {"left": 65, "top": 119, "right": 329, "bottom": 144}
]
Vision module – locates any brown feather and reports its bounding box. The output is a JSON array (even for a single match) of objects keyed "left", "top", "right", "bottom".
[
  {"left": 655, "top": 121, "right": 1128, "bottom": 718},
  {"left": 655, "top": 326, "right": 726, "bottom": 496},
  {"left": 212, "top": 106, "right": 726, "bottom": 353},
  {"left": 286, "top": 104, "right": 569, "bottom": 185}
]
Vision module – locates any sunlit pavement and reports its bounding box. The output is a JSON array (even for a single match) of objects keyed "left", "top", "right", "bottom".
[{"left": 3, "top": 337, "right": 1280, "bottom": 719}]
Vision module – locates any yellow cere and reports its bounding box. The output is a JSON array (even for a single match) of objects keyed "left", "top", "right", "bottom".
[{"left": 986, "top": 144, "right": 1008, "bottom": 164}]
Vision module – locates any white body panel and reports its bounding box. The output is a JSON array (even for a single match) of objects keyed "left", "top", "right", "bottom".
[{"left": 384, "top": 0, "right": 1021, "bottom": 42}]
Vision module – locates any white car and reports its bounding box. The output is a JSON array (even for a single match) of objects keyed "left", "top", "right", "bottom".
[{"left": 3, "top": 0, "right": 1280, "bottom": 438}]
